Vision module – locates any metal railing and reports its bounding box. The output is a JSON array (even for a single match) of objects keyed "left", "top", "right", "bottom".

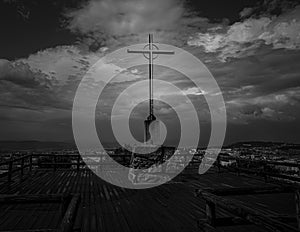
[
  {"left": 1, "top": 152, "right": 299, "bottom": 184},
  {"left": 0, "top": 153, "right": 136, "bottom": 183},
  {"left": 216, "top": 155, "right": 300, "bottom": 184},
  {"left": 0, "top": 154, "right": 32, "bottom": 182}
]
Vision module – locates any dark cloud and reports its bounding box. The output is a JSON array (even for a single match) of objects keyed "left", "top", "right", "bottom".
[
  {"left": 2, "top": 0, "right": 31, "bottom": 20},
  {"left": 0, "top": 59, "right": 52, "bottom": 89},
  {"left": 240, "top": 0, "right": 300, "bottom": 18},
  {"left": 0, "top": 59, "right": 73, "bottom": 111}
]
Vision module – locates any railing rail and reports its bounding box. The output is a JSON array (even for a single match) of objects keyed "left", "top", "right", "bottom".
[
  {"left": 216, "top": 155, "right": 300, "bottom": 184},
  {"left": 1, "top": 152, "right": 300, "bottom": 184},
  {"left": 0, "top": 153, "right": 137, "bottom": 183},
  {"left": 0, "top": 154, "right": 32, "bottom": 182}
]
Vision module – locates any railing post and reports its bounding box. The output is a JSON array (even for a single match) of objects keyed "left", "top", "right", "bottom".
[
  {"left": 217, "top": 156, "right": 221, "bottom": 173},
  {"left": 8, "top": 159, "right": 13, "bottom": 183},
  {"left": 20, "top": 157, "right": 24, "bottom": 177},
  {"left": 295, "top": 190, "right": 300, "bottom": 231},
  {"left": 77, "top": 155, "right": 80, "bottom": 171},
  {"left": 61, "top": 195, "right": 71, "bottom": 219},
  {"left": 29, "top": 155, "right": 33, "bottom": 173},
  {"left": 236, "top": 158, "right": 240, "bottom": 176},
  {"left": 205, "top": 201, "right": 216, "bottom": 226},
  {"left": 53, "top": 155, "right": 57, "bottom": 172},
  {"left": 59, "top": 194, "right": 81, "bottom": 232},
  {"left": 263, "top": 162, "right": 268, "bottom": 182}
]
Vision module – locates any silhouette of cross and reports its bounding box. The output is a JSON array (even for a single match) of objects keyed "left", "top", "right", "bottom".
[{"left": 127, "top": 34, "right": 175, "bottom": 117}]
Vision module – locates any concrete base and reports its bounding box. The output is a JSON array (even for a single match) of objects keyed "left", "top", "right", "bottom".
[{"left": 144, "top": 118, "right": 162, "bottom": 145}]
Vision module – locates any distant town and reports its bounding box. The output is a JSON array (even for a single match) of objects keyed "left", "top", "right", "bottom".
[{"left": 1, "top": 140, "right": 299, "bottom": 177}]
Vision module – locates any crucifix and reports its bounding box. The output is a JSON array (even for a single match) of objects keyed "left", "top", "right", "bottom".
[{"left": 127, "top": 34, "right": 175, "bottom": 144}]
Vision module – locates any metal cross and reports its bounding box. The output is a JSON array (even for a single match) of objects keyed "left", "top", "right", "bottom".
[{"left": 127, "top": 34, "right": 175, "bottom": 118}]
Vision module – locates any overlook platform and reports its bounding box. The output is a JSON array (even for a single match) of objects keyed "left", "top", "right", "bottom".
[{"left": 0, "top": 165, "right": 298, "bottom": 232}]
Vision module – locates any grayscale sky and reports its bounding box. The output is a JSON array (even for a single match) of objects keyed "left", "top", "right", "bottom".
[{"left": 0, "top": 0, "right": 300, "bottom": 146}]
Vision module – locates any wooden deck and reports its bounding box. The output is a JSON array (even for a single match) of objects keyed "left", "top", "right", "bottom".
[{"left": 0, "top": 168, "right": 297, "bottom": 232}]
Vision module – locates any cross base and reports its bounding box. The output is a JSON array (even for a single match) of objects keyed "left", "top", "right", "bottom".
[{"left": 144, "top": 114, "right": 159, "bottom": 144}]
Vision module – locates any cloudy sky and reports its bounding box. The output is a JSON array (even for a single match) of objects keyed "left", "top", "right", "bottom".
[{"left": 0, "top": 0, "right": 300, "bottom": 146}]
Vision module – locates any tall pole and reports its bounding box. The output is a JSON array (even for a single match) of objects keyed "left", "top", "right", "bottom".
[
  {"left": 149, "top": 34, "right": 154, "bottom": 117},
  {"left": 127, "top": 35, "right": 175, "bottom": 143}
]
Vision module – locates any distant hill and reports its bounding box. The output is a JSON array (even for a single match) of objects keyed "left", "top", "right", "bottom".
[
  {"left": 1, "top": 140, "right": 299, "bottom": 152},
  {"left": 0, "top": 141, "right": 76, "bottom": 152},
  {"left": 227, "top": 141, "right": 300, "bottom": 150}
]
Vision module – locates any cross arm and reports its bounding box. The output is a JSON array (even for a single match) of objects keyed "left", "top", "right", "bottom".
[
  {"left": 152, "top": 50, "right": 175, "bottom": 55},
  {"left": 127, "top": 49, "right": 149, "bottom": 54},
  {"left": 127, "top": 49, "right": 175, "bottom": 55}
]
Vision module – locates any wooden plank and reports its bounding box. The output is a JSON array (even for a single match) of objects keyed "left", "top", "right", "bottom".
[
  {"left": 13, "top": 203, "right": 47, "bottom": 230},
  {"left": 0, "top": 205, "right": 18, "bottom": 230},
  {"left": 0, "top": 194, "right": 66, "bottom": 203},
  {"left": 0, "top": 229, "right": 56, "bottom": 232},
  {"left": 106, "top": 180, "right": 132, "bottom": 232},
  {"left": 25, "top": 203, "right": 58, "bottom": 230},
  {"left": 73, "top": 171, "right": 84, "bottom": 231},
  {"left": 197, "top": 186, "right": 294, "bottom": 197},
  {"left": 74, "top": 170, "right": 85, "bottom": 231},
  {"left": 154, "top": 184, "right": 201, "bottom": 231},
  {"left": 203, "top": 205, "right": 287, "bottom": 229},
  {"left": 198, "top": 219, "right": 223, "bottom": 232},
  {"left": 29, "top": 156, "right": 33, "bottom": 173},
  {"left": 27, "top": 171, "right": 54, "bottom": 194},
  {"left": 59, "top": 194, "right": 81, "bottom": 232},
  {"left": 295, "top": 190, "right": 300, "bottom": 231},
  {"left": 81, "top": 169, "right": 90, "bottom": 232},
  {"left": 90, "top": 174, "right": 103, "bottom": 232},
  {"left": 76, "top": 155, "right": 80, "bottom": 171},
  {"left": 8, "top": 160, "right": 13, "bottom": 183},
  {"left": 20, "top": 157, "right": 25, "bottom": 177},
  {"left": 205, "top": 201, "right": 216, "bottom": 226},
  {"left": 0, "top": 167, "right": 298, "bottom": 232}
]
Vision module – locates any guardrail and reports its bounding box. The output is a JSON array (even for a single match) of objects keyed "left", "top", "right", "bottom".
[
  {"left": 0, "top": 151, "right": 203, "bottom": 183},
  {"left": 1, "top": 152, "right": 299, "bottom": 185},
  {"left": 0, "top": 153, "right": 137, "bottom": 183},
  {"left": 0, "top": 155, "right": 32, "bottom": 182},
  {"left": 216, "top": 155, "right": 300, "bottom": 184}
]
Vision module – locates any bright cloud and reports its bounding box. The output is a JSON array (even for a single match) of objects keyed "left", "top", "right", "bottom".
[
  {"left": 65, "top": 0, "right": 184, "bottom": 36},
  {"left": 19, "top": 45, "right": 102, "bottom": 84},
  {"left": 188, "top": 6, "right": 300, "bottom": 62}
]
